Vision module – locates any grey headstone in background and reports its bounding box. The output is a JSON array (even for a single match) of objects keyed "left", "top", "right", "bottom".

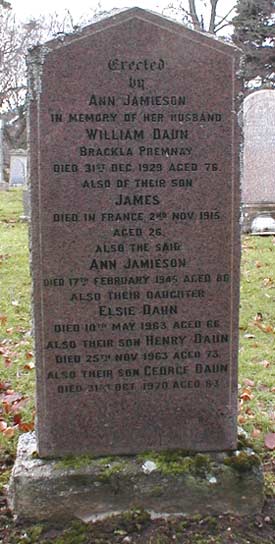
[
  {"left": 9, "top": 149, "right": 27, "bottom": 187},
  {"left": 242, "top": 90, "right": 275, "bottom": 232}
]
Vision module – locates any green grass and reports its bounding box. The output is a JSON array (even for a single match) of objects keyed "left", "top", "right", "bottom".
[
  {"left": 0, "top": 188, "right": 25, "bottom": 222},
  {"left": 0, "top": 190, "right": 275, "bottom": 477},
  {"left": 0, "top": 189, "right": 34, "bottom": 452},
  {"left": 0, "top": 190, "right": 31, "bottom": 330},
  {"left": 239, "top": 236, "right": 275, "bottom": 460}
]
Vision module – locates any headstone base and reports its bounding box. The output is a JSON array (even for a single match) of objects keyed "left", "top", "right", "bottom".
[
  {"left": 8, "top": 433, "right": 264, "bottom": 522},
  {"left": 241, "top": 202, "right": 275, "bottom": 233}
]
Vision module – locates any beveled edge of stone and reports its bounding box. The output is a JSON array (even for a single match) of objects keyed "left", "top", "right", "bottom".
[
  {"left": 8, "top": 432, "right": 264, "bottom": 523},
  {"left": 26, "top": 7, "right": 242, "bottom": 105},
  {"left": 27, "top": 7, "right": 242, "bottom": 59}
]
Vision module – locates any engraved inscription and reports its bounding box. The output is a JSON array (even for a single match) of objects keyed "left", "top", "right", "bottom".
[{"left": 30, "top": 9, "right": 240, "bottom": 455}]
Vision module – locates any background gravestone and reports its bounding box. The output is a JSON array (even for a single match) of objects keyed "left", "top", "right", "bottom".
[
  {"left": 28, "top": 8, "right": 241, "bottom": 457},
  {"left": 242, "top": 90, "right": 275, "bottom": 232},
  {"left": 9, "top": 149, "right": 27, "bottom": 187}
]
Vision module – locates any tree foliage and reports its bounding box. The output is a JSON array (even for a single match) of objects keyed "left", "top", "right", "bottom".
[
  {"left": 0, "top": 3, "right": 42, "bottom": 148},
  {"left": 0, "top": 4, "right": 82, "bottom": 149},
  {"left": 232, "top": 0, "right": 275, "bottom": 87},
  {"left": 0, "top": 0, "right": 11, "bottom": 9},
  {"left": 165, "top": 0, "right": 236, "bottom": 34}
]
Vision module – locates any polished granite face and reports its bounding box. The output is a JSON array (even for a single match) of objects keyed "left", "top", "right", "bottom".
[
  {"left": 28, "top": 8, "right": 241, "bottom": 457},
  {"left": 243, "top": 90, "right": 275, "bottom": 204}
]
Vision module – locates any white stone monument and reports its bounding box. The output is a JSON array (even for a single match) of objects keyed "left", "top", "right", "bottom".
[
  {"left": 9, "top": 149, "right": 27, "bottom": 187},
  {"left": 242, "top": 90, "right": 275, "bottom": 233}
]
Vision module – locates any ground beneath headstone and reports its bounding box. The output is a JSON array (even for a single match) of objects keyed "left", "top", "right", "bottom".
[
  {"left": 1, "top": 500, "right": 275, "bottom": 543},
  {"left": 1, "top": 455, "right": 274, "bottom": 544}
]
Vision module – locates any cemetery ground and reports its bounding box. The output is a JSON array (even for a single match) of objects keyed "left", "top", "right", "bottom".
[{"left": 0, "top": 190, "right": 274, "bottom": 544}]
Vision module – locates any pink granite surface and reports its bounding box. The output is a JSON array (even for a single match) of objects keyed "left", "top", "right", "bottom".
[{"left": 28, "top": 8, "right": 241, "bottom": 457}]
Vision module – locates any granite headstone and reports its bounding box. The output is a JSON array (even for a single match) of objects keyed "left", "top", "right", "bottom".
[
  {"left": 242, "top": 90, "right": 275, "bottom": 232},
  {"left": 28, "top": 8, "right": 241, "bottom": 457}
]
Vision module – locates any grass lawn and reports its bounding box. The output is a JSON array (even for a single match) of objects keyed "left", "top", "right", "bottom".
[
  {"left": 0, "top": 189, "right": 274, "bottom": 543},
  {"left": 0, "top": 190, "right": 34, "bottom": 456}
]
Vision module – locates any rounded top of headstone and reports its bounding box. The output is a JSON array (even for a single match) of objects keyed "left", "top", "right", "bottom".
[
  {"left": 244, "top": 89, "right": 275, "bottom": 108},
  {"left": 243, "top": 89, "right": 275, "bottom": 119},
  {"left": 28, "top": 7, "right": 240, "bottom": 59}
]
